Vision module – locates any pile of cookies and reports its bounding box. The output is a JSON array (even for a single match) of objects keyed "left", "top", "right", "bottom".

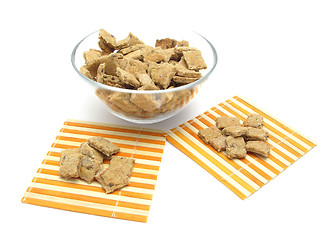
[
  {"left": 79, "top": 29, "right": 207, "bottom": 118},
  {"left": 80, "top": 29, "right": 207, "bottom": 90},
  {"left": 198, "top": 113, "right": 271, "bottom": 159},
  {"left": 59, "top": 136, "right": 135, "bottom": 194}
]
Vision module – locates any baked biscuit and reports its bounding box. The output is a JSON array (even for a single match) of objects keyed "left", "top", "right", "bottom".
[
  {"left": 243, "top": 113, "right": 264, "bottom": 128},
  {"left": 98, "top": 28, "right": 116, "bottom": 53},
  {"left": 149, "top": 62, "right": 176, "bottom": 89},
  {"left": 211, "top": 135, "right": 227, "bottom": 152},
  {"left": 225, "top": 136, "right": 247, "bottom": 159},
  {"left": 103, "top": 75, "right": 124, "bottom": 88},
  {"left": 116, "top": 67, "right": 141, "bottom": 88},
  {"left": 58, "top": 152, "right": 82, "bottom": 179},
  {"left": 87, "top": 136, "right": 120, "bottom": 157},
  {"left": 246, "top": 141, "right": 270, "bottom": 158},
  {"left": 130, "top": 90, "right": 162, "bottom": 112},
  {"left": 83, "top": 49, "right": 103, "bottom": 65},
  {"left": 79, "top": 155, "right": 102, "bottom": 184},
  {"left": 163, "top": 48, "right": 176, "bottom": 62},
  {"left": 95, "top": 156, "right": 134, "bottom": 193},
  {"left": 115, "top": 32, "right": 144, "bottom": 50},
  {"left": 104, "top": 53, "right": 123, "bottom": 76},
  {"left": 183, "top": 50, "right": 207, "bottom": 71},
  {"left": 222, "top": 126, "right": 248, "bottom": 137},
  {"left": 142, "top": 46, "right": 166, "bottom": 63},
  {"left": 118, "top": 44, "right": 146, "bottom": 55},
  {"left": 126, "top": 49, "right": 144, "bottom": 60},
  {"left": 119, "top": 58, "right": 147, "bottom": 75},
  {"left": 80, "top": 141, "right": 104, "bottom": 164},
  {"left": 136, "top": 73, "right": 158, "bottom": 90},
  {"left": 155, "top": 38, "right": 177, "bottom": 49},
  {"left": 85, "top": 54, "right": 121, "bottom": 77},
  {"left": 98, "top": 39, "right": 114, "bottom": 54},
  {"left": 59, "top": 148, "right": 81, "bottom": 165},
  {"left": 215, "top": 117, "right": 241, "bottom": 129},
  {"left": 177, "top": 40, "right": 189, "bottom": 47},
  {"left": 108, "top": 92, "right": 143, "bottom": 114},
  {"left": 79, "top": 65, "right": 93, "bottom": 80},
  {"left": 175, "top": 63, "right": 202, "bottom": 78},
  {"left": 198, "top": 126, "right": 222, "bottom": 144},
  {"left": 245, "top": 127, "right": 268, "bottom": 141}
]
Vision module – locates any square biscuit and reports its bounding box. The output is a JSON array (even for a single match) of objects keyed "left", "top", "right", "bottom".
[
  {"left": 136, "top": 73, "right": 158, "bottom": 90},
  {"left": 222, "top": 126, "right": 248, "bottom": 137},
  {"left": 198, "top": 126, "right": 222, "bottom": 144},
  {"left": 87, "top": 136, "right": 120, "bottom": 157},
  {"left": 215, "top": 117, "right": 241, "bottom": 129},
  {"left": 210, "top": 135, "right": 227, "bottom": 152},
  {"left": 85, "top": 54, "right": 121, "bottom": 78},
  {"left": 59, "top": 148, "right": 81, "bottom": 165},
  {"left": 83, "top": 49, "right": 103, "bottom": 65},
  {"left": 108, "top": 92, "right": 143, "bottom": 114},
  {"left": 80, "top": 65, "right": 93, "bottom": 80},
  {"left": 58, "top": 152, "right": 82, "bottom": 179},
  {"left": 80, "top": 141, "right": 104, "bottom": 164},
  {"left": 243, "top": 113, "right": 264, "bottom": 128},
  {"left": 119, "top": 58, "right": 147, "bottom": 76},
  {"left": 125, "top": 49, "right": 144, "bottom": 61},
  {"left": 98, "top": 38, "right": 114, "bottom": 54},
  {"left": 155, "top": 38, "right": 177, "bottom": 49},
  {"left": 163, "top": 48, "right": 176, "bottom": 62},
  {"left": 118, "top": 44, "right": 146, "bottom": 55},
  {"left": 95, "top": 156, "right": 135, "bottom": 193},
  {"left": 149, "top": 62, "right": 176, "bottom": 89},
  {"left": 174, "top": 63, "right": 202, "bottom": 79},
  {"left": 79, "top": 155, "right": 102, "bottom": 184},
  {"left": 225, "top": 136, "right": 247, "bottom": 159},
  {"left": 115, "top": 32, "right": 144, "bottom": 50},
  {"left": 99, "top": 29, "right": 116, "bottom": 48},
  {"left": 182, "top": 50, "right": 207, "bottom": 71},
  {"left": 177, "top": 40, "right": 189, "bottom": 47},
  {"left": 130, "top": 91, "right": 162, "bottom": 112},
  {"left": 246, "top": 141, "right": 271, "bottom": 158},
  {"left": 244, "top": 127, "right": 268, "bottom": 141},
  {"left": 116, "top": 67, "right": 141, "bottom": 88},
  {"left": 142, "top": 46, "right": 166, "bottom": 63}
]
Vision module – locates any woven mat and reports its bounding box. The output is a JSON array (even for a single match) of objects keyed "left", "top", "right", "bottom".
[
  {"left": 22, "top": 119, "right": 166, "bottom": 222},
  {"left": 166, "top": 96, "right": 316, "bottom": 200}
]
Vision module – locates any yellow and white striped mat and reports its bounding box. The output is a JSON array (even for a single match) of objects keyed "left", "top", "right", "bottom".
[
  {"left": 21, "top": 119, "right": 166, "bottom": 223},
  {"left": 166, "top": 96, "right": 316, "bottom": 200}
]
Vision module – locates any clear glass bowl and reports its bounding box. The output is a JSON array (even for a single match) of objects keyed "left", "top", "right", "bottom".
[{"left": 71, "top": 29, "right": 217, "bottom": 123}]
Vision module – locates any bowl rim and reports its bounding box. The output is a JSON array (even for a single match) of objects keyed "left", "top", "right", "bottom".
[{"left": 71, "top": 30, "right": 218, "bottom": 94}]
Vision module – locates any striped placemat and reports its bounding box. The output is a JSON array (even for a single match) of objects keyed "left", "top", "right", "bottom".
[
  {"left": 21, "top": 119, "right": 166, "bottom": 222},
  {"left": 166, "top": 96, "right": 316, "bottom": 200}
]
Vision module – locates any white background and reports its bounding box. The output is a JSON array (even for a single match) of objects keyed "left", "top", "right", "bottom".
[{"left": 1, "top": 0, "right": 330, "bottom": 239}]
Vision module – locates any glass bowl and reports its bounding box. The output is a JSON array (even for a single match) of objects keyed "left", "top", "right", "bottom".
[{"left": 71, "top": 29, "right": 217, "bottom": 124}]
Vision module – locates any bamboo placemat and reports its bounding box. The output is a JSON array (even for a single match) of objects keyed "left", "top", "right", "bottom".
[
  {"left": 22, "top": 119, "right": 166, "bottom": 222},
  {"left": 166, "top": 96, "right": 316, "bottom": 200}
]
